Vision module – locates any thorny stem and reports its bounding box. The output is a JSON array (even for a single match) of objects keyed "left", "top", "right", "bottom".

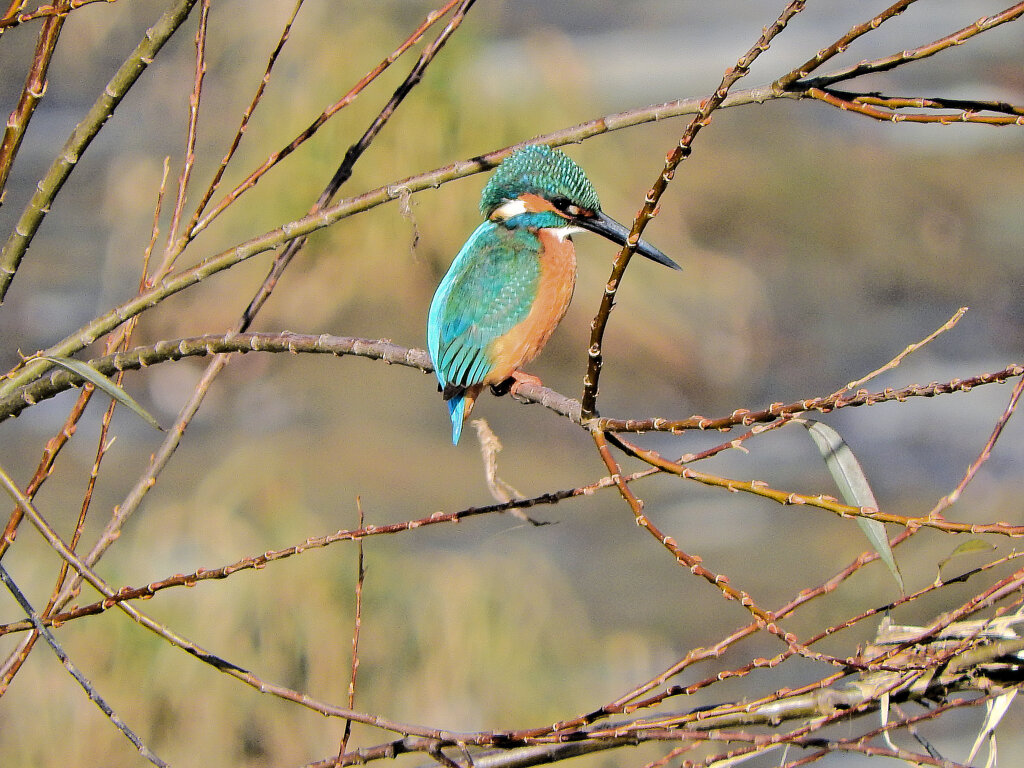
[
  {"left": 927, "top": 374, "right": 1024, "bottom": 518},
  {"left": 0, "top": 0, "right": 199, "bottom": 303},
  {"left": 592, "top": 429, "right": 787, "bottom": 633},
  {"left": 0, "top": 469, "right": 450, "bottom": 736},
  {"left": 0, "top": 164, "right": 168, "bottom": 689},
  {"left": 186, "top": 0, "right": 466, "bottom": 242},
  {"left": 0, "top": 0, "right": 112, "bottom": 29},
  {"left": 774, "top": 0, "right": 920, "bottom": 89},
  {"left": 40, "top": 0, "right": 479, "bottom": 663},
  {"left": 793, "top": 2, "right": 1024, "bottom": 91},
  {"left": 581, "top": 0, "right": 808, "bottom": 420},
  {"left": 0, "top": 2, "right": 1021, "bottom": 763},
  {"left": 178, "top": 0, "right": 306, "bottom": 245},
  {"left": 337, "top": 498, "right": 367, "bottom": 763},
  {"left": 0, "top": 563, "right": 170, "bottom": 767},
  {"left": 163, "top": 0, "right": 209, "bottom": 253},
  {"left": 0, "top": 0, "right": 68, "bottom": 200}
]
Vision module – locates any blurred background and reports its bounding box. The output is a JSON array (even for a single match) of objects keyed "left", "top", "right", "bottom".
[{"left": 0, "top": 1, "right": 1022, "bottom": 765}]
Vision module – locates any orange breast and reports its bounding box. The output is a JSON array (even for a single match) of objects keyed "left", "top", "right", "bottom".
[{"left": 486, "top": 229, "right": 577, "bottom": 385}]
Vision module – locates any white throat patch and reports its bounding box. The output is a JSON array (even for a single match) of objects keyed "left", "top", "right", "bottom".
[{"left": 549, "top": 226, "right": 582, "bottom": 241}]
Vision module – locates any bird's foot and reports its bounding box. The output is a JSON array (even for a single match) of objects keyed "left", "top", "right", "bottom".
[{"left": 490, "top": 371, "right": 543, "bottom": 398}]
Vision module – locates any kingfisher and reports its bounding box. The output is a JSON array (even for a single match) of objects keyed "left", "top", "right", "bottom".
[{"left": 427, "top": 145, "right": 680, "bottom": 444}]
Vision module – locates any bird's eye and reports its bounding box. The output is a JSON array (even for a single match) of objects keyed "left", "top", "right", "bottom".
[{"left": 550, "top": 196, "right": 583, "bottom": 217}]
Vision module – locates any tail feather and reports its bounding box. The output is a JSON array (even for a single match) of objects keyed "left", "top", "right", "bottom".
[
  {"left": 446, "top": 394, "right": 466, "bottom": 445},
  {"left": 445, "top": 386, "right": 479, "bottom": 445}
]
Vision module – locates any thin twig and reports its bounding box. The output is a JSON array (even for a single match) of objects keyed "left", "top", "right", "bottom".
[
  {"left": 0, "top": 158, "right": 168, "bottom": 688},
  {"left": 0, "top": 0, "right": 29, "bottom": 24},
  {"left": 581, "top": 0, "right": 807, "bottom": 419},
  {"left": 0, "top": 0, "right": 199, "bottom": 303},
  {"left": 187, "top": 0, "right": 465, "bottom": 241},
  {"left": 179, "top": 0, "right": 307, "bottom": 244},
  {"left": 0, "top": 0, "right": 112, "bottom": 29},
  {"left": 1, "top": 333, "right": 1020, "bottom": 435},
  {"left": 41, "top": 0, "right": 480, "bottom": 659},
  {"left": 0, "top": 465, "right": 445, "bottom": 736},
  {"left": 795, "top": 2, "right": 1024, "bottom": 90},
  {"left": 593, "top": 428, "right": 783, "bottom": 630},
  {"left": 163, "top": 0, "right": 209, "bottom": 253},
  {"left": 927, "top": 374, "right": 1024, "bottom": 519},
  {"left": 0, "top": 0, "right": 68, "bottom": 199},
  {"left": 0, "top": 563, "right": 170, "bottom": 767},
  {"left": 0, "top": 384, "right": 93, "bottom": 692},
  {"left": 337, "top": 498, "right": 367, "bottom": 763},
  {"left": 807, "top": 87, "right": 1024, "bottom": 125},
  {"left": 833, "top": 307, "right": 968, "bottom": 396},
  {"left": 774, "top": 0, "right": 920, "bottom": 89},
  {"left": 606, "top": 432, "right": 1024, "bottom": 537}
]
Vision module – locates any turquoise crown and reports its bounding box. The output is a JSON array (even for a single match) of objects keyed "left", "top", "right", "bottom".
[{"left": 479, "top": 145, "right": 601, "bottom": 218}]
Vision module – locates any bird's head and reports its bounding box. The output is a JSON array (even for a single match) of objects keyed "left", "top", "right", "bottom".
[{"left": 478, "top": 145, "right": 680, "bottom": 270}]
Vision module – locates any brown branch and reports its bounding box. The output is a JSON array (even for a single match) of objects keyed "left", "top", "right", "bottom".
[
  {"left": 796, "top": 2, "right": 1024, "bottom": 89},
  {"left": 927, "top": 375, "right": 1024, "bottom": 519},
  {"left": 163, "top": 0, "right": 209, "bottom": 252},
  {"left": 607, "top": 432, "right": 1024, "bottom": 537},
  {"left": 0, "top": 0, "right": 29, "bottom": 24},
  {"left": 186, "top": 0, "right": 467, "bottom": 241},
  {"left": 581, "top": 0, "right": 808, "bottom": 420},
  {"left": 831, "top": 92, "right": 1024, "bottom": 118},
  {"left": 0, "top": 469, "right": 460, "bottom": 737},
  {"left": 0, "top": 0, "right": 199, "bottom": 304},
  {"left": 832, "top": 307, "right": 967, "bottom": 396},
  {"left": 594, "top": 363, "right": 1024, "bottom": 434},
  {"left": 0, "top": 163, "right": 168, "bottom": 688},
  {"left": 1, "top": 334, "right": 1020, "bottom": 442},
  {"left": 774, "top": 0, "right": 920, "bottom": 89},
  {"left": 41, "top": 0, "right": 481, "bottom": 633},
  {"left": 0, "top": 1, "right": 68, "bottom": 199},
  {"left": 0, "top": 483, "right": 592, "bottom": 636},
  {"left": 178, "top": 0, "right": 306, "bottom": 245},
  {"left": 806, "top": 87, "right": 1024, "bottom": 125},
  {"left": 0, "top": 563, "right": 170, "bottom": 767},
  {"left": 593, "top": 428, "right": 785, "bottom": 631},
  {"left": 337, "top": 498, "right": 367, "bottom": 764},
  {"left": 0, "top": 0, "right": 113, "bottom": 29},
  {"left": 0, "top": 385, "right": 93, "bottom": 692}
]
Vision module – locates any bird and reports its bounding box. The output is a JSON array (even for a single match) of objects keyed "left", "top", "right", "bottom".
[{"left": 427, "top": 145, "right": 680, "bottom": 444}]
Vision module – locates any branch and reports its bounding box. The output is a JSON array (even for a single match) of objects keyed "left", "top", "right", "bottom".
[
  {"left": 0, "top": 0, "right": 67, "bottom": 200},
  {"left": 794, "top": 3, "right": 1024, "bottom": 90},
  {"left": 581, "top": 1, "right": 809, "bottom": 419},
  {"left": 0, "top": 0, "right": 199, "bottom": 303},
  {"left": 1, "top": 335, "right": 1020, "bottom": 452},
  {"left": 0, "top": 563, "right": 169, "bottom": 767},
  {"left": 608, "top": 432, "right": 1024, "bottom": 537},
  {"left": 0, "top": 0, "right": 114, "bottom": 29}
]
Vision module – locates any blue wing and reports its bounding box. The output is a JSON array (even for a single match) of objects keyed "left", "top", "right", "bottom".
[{"left": 428, "top": 222, "right": 541, "bottom": 443}]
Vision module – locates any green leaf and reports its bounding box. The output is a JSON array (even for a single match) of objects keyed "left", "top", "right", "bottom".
[
  {"left": 801, "top": 419, "right": 903, "bottom": 595},
  {"left": 937, "top": 539, "right": 996, "bottom": 579},
  {"left": 40, "top": 356, "right": 163, "bottom": 431}
]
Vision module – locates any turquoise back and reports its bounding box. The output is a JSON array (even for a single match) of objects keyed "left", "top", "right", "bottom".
[
  {"left": 427, "top": 221, "right": 543, "bottom": 444},
  {"left": 428, "top": 221, "right": 542, "bottom": 388}
]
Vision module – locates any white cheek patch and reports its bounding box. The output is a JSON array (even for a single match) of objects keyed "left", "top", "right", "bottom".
[{"left": 492, "top": 199, "right": 528, "bottom": 220}]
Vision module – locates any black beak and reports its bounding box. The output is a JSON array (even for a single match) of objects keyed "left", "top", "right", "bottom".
[{"left": 574, "top": 210, "right": 681, "bottom": 270}]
